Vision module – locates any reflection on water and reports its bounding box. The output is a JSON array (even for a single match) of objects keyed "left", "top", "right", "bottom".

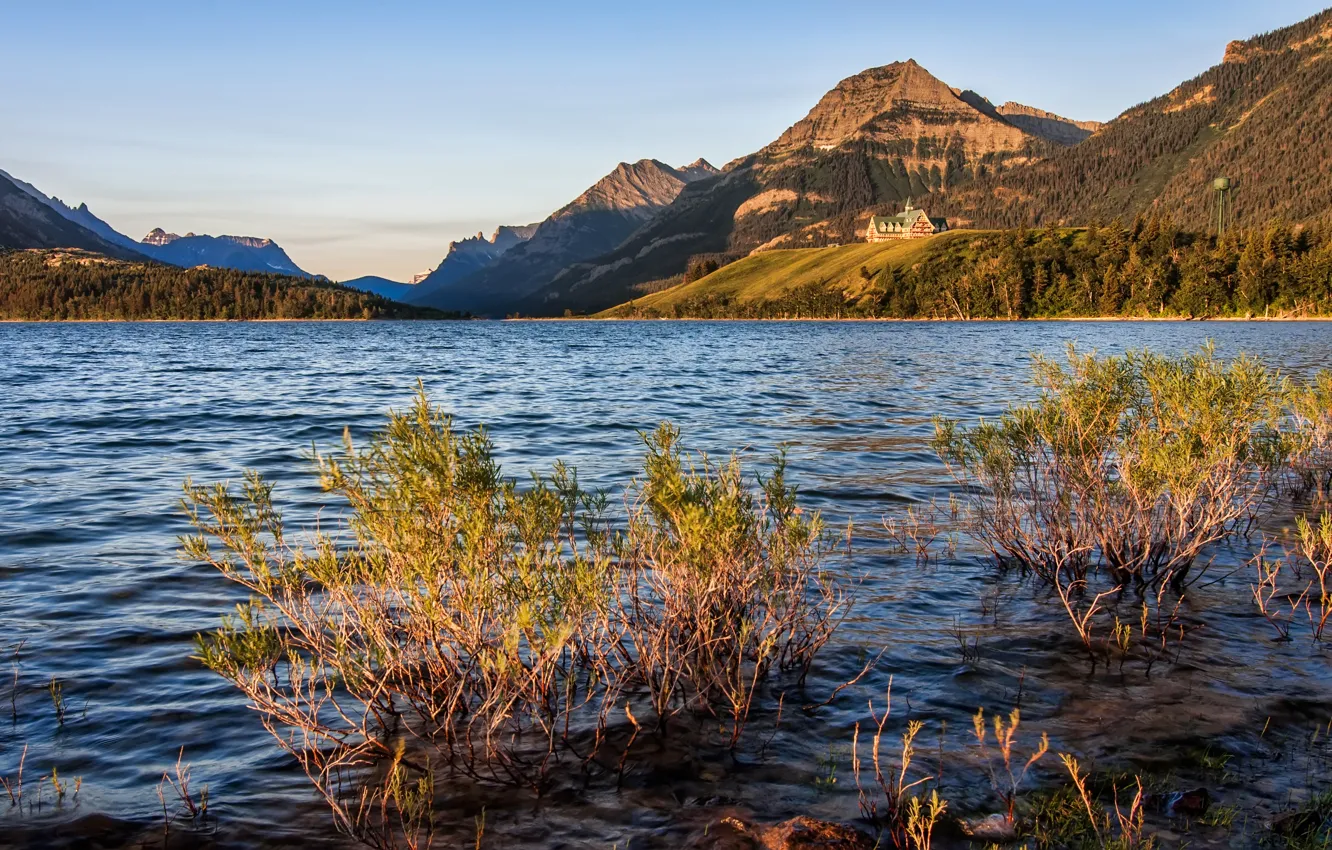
[{"left": 2, "top": 320, "right": 1331, "bottom": 848}]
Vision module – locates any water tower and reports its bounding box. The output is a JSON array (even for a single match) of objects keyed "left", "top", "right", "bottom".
[{"left": 1212, "top": 177, "right": 1232, "bottom": 237}]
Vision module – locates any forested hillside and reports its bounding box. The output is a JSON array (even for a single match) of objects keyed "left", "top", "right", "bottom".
[
  {"left": 942, "top": 9, "right": 1332, "bottom": 230},
  {"left": 602, "top": 220, "right": 1332, "bottom": 320},
  {"left": 0, "top": 251, "right": 446, "bottom": 321}
]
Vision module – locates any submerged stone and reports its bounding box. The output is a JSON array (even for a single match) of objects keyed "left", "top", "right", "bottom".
[{"left": 959, "top": 812, "right": 1018, "bottom": 841}]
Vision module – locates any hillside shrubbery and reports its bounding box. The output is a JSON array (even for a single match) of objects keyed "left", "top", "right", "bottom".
[{"left": 183, "top": 397, "right": 848, "bottom": 847}]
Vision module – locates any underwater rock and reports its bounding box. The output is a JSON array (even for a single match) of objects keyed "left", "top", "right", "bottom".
[
  {"left": 959, "top": 812, "right": 1018, "bottom": 841},
  {"left": 686, "top": 816, "right": 875, "bottom": 849},
  {"left": 1166, "top": 787, "right": 1212, "bottom": 817}
]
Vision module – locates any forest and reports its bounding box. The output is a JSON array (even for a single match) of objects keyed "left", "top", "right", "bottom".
[
  {"left": 619, "top": 219, "right": 1332, "bottom": 320},
  {"left": 0, "top": 251, "right": 448, "bottom": 321}
]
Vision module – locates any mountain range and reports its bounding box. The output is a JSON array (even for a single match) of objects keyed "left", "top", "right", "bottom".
[
  {"left": 525, "top": 8, "right": 1332, "bottom": 317},
  {"left": 512, "top": 60, "right": 1089, "bottom": 315},
  {"left": 406, "top": 159, "right": 718, "bottom": 314},
  {"left": 3, "top": 6, "right": 1329, "bottom": 318},
  {"left": 0, "top": 168, "right": 311, "bottom": 276}
]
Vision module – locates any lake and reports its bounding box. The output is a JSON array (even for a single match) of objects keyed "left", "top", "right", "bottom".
[{"left": 2, "top": 320, "right": 1331, "bottom": 848}]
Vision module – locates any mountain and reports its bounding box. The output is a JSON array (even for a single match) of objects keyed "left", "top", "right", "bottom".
[
  {"left": 517, "top": 60, "right": 1085, "bottom": 316},
  {"left": 0, "top": 170, "right": 147, "bottom": 260},
  {"left": 339, "top": 275, "right": 415, "bottom": 301},
  {"left": 405, "top": 224, "right": 539, "bottom": 305},
  {"left": 942, "top": 8, "right": 1332, "bottom": 230},
  {"left": 987, "top": 101, "right": 1102, "bottom": 145},
  {"left": 0, "top": 167, "right": 314, "bottom": 276},
  {"left": 409, "top": 159, "right": 718, "bottom": 315},
  {"left": 137, "top": 229, "right": 311, "bottom": 277}
]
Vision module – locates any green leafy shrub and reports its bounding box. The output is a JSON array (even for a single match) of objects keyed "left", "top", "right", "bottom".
[
  {"left": 618, "top": 424, "right": 847, "bottom": 743},
  {"left": 933, "top": 345, "right": 1301, "bottom": 652},
  {"left": 182, "top": 390, "right": 847, "bottom": 848},
  {"left": 1290, "top": 370, "right": 1332, "bottom": 499}
]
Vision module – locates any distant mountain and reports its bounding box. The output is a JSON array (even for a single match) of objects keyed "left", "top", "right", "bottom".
[
  {"left": 0, "top": 167, "right": 314, "bottom": 277},
  {"left": 406, "top": 224, "right": 539, "bottom": 305},
  {"left": 519, "top": 60, "right": 1081, "bottom": 315},
  {"left": 409, "top": 159, "right": 718, "bottom": 315},
  {"left": 0, "top": 170, "right": 147, "bottom": 260},
  {"left": 340, "top": 275, "right": 415, "bottom": 302},
  {"left": 941, "top": 7, "right": 1332, "bottom": 230},
  {"left": 137, "top": 228, "right": 311, "bottom": 277}
]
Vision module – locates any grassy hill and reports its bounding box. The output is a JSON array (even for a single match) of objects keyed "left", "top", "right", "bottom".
[
  {"left": 598, "top": 234, "right": 966, "bottom": 317},
  {"left": 598, "top": 220, "right": 1332, "bottom": 320}
]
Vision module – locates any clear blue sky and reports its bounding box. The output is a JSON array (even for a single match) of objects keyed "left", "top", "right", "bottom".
[{"left": 2, "top": 0, "right": 1325, "bottom": 280}]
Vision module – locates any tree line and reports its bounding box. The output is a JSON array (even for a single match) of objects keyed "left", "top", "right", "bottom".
[
  {"left": 628, "top": 219, "right": 1332, "bottom": 320},
  {"left": 0, "top": 251, "right": 450, "bottom": 321}
]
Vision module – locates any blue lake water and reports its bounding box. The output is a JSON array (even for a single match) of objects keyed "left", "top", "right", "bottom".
[{"left": 2, "top": 320, "right": 1331, "bottom": 848}]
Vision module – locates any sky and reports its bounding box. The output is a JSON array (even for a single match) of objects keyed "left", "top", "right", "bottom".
[{"left": 2, "top": 0, "right": 1327, "bottom": 281}]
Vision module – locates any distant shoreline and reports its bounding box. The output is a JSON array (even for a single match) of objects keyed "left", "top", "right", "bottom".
[
  {"left": 0, "top": 317, "right": 432, "bottom": 324},
  {"left": 527, "top": 315, "right": 1332, "bottom": 323},
  {"left": 4, "top": 315, "right": 1332, "bottom": 325}
]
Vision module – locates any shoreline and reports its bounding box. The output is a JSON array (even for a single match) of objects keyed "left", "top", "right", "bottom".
[
  {"left": 4, "top": 315, "right": 1332, "bottom": 324},
  {"left": 542, "top": 314, "right": 1332, "bottom": 323}
]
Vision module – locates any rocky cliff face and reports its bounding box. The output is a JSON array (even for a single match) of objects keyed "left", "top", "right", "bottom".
[
  {"left": 554, "top": 158, "right": 718, "bottom": 220},
  {"left": 996, "top": 102, "right": 1103, "bottom": 145},
  {"left": 409, "top": 160, "right": 716, "bottom": 314},
  {"left": 405, "top": 224, "right": 539, "bottom": 302},
  {"left": 769, "top": 60, "right": 1032, "bottom": 158},
  {"left": 139, "top": 230, "right": 309, "bottom": 276},
  {"left": 142, "top": 228, "right": 180, "bottom": 246}
]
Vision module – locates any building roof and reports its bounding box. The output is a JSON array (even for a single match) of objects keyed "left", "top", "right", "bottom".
[{"left": 868, "top": 208, "right": 947, "bottom": 230}]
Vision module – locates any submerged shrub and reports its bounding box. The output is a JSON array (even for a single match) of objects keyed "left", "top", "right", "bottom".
[
  {"left": 618, "top": 424, "right": 849, "bottom": 743},
  {"left": 1253, "top": 511, "right": 1332, "bottom": 643},
  {"left": 1290, "top": 371, "right": 1332, "bottom": 500},
  {"left": 933, "top": 345, "right": 1300, "bottom": 652},
  {"left": 182, "top": 390, "right": 847, "bottom": 847}
]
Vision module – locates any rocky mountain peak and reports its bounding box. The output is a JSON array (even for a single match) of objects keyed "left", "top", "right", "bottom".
[
  {"left": 1222, "top": 39, "right": 1252, "bottom": 63},
  {"left": 678, "top": 158, "right": 720, "bottom": 181},
  {"left": 218, "top": 235, "right": 275, "bottom": 249},
  {"left": 491, "top": 223, "right": 540, "bottom": 251},
  {"left": 560, "top": 158, "right": 701, "bottom": 219},
  {"left": 142, "top": 228, "right": 181, "bottom": 246},
  {"left": 440, "top": 223, "right": 539, "bottom": 263},
  {"left": 768, "top": 59, "right": 1030, "bottom": 156}
]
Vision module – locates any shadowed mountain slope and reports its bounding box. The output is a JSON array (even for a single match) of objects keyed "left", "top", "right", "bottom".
[
  {"left": 0, "top": 171, "right": 148, "bottom": 260},
  {"left": 410, "top": 159, "right": 718, "bottom": 315},
  {"left": 406, "top": 224, "right": 539, "bottom": 305}
]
